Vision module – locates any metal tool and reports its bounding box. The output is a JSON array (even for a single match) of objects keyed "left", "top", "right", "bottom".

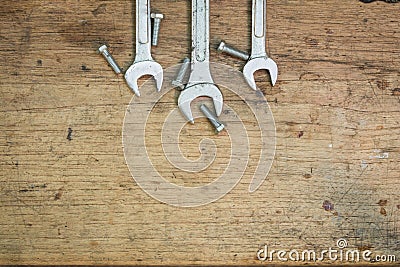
[
  {"left": 178, "top": 0, "right": 223, "bottom": 124},
  {"left": 124, "top": 0, "right": 163, "bottom": 96},
  {"left": 151, "top": 13, "right": 164, "bottom": 46},
  {"left": 98, "top": 45, "right": 122, "bottom": 74},
  {"left": 172, "top": 57, "right": 190, "bottom": 89},
  {"left": 200, "top": 104, "right": 225, "bottom": 133},
  {"left": 243, "top": 0, "right": 278, "bottom": 90},
  {"left": 217, "top": 41, "right": 249, "bottom": 61}
]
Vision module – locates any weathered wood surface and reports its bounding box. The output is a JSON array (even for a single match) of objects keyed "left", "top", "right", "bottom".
[{"left": 0, "top": 0, "right": 399, "bottom": 265}]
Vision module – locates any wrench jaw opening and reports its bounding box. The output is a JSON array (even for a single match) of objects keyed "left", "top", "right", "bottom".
[
  {"left": 243, "top": 57, "right": 278, "bottom": 90},
  {"left": 124, "top": 61, "right": 164, "bottom": 96},
  {"left": 178, "top": 83, "right": 223, "bottom": 124}
]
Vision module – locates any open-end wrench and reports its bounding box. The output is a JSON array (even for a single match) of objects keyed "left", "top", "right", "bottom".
[
  {"left": 178, "top": 0, "right": 223, "bottom": 124},
  {"left": 124, "top": 0, "right": 163, "bottom": 96},
  {"left": 243, "top": 0, "right": 278, "bottom": 90}
]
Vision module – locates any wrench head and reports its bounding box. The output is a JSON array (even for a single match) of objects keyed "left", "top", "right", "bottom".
[
  {"left": 178, "top": 83, "right": 223, "bottom": 124},
  {"left": 243, "top": 57, "right": 278, "bottom": 90},
  {"left": 124, "top": 61, "right": 163, "bottom": 96}
]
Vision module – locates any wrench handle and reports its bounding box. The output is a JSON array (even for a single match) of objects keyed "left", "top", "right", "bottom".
[
  {"left": 251, "top": 0, "right": 268, "bottom": 58},
  {"left": 192, "top": 0, "right": 209, "bottom": 63},
  {"left": 135, "top": 0, "right": 153, "bottom": 62}
]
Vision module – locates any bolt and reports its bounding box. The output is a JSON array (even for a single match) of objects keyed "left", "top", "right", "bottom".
[
  {"left": 200, "top": 104, "right": 225, "bottom": 133},
  {"left": 98, "top": 45, "right": 122, "bottom": 74},
  {"left": 172, "top": 57, "right": 190, "bottom": 89},
  {"left": 217, "top": 41, "right": 249, "bottom": 61},
  {"left": 151, "top": 13, "right": 164, "bottom": 46}
]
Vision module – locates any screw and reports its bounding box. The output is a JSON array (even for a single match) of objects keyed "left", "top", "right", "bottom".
[
  {"left": 98, "top": 45, "right": 122, "bottom": 74},
  {"left": 200, "top": 104, "right": 225, "bottom": 133},
  {"left": 217, "top": 41, "right": 249, "bottom": 61},
  {"left": 172, "top": 57, "right": 190, "bottom": 89},
  {"left": 151, "top": 13, "right": 164, "bottom": 46}
]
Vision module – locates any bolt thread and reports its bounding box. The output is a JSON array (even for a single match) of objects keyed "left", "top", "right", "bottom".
[
  {"left": 200, "top": 104, "right": 224, "bottom": 132},
  {"left": 100, "top": 48, "right": 121, "bottom": 74},
  {"left": 152, "top": 21, "right": 161, "bottom": 46},
  {"left": 218, "top": 42, "right": 249, "bottom": 61},
  {"left": 172, "top": 58, "right": 190, "bottom": 89},
  {"left": 105, "top": 53, "right": 122, "bottom": 74}
]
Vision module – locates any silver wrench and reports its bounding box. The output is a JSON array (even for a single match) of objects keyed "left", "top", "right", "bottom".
[
  {"left": 243, "top": 0, "right": 278, "bottom": 90},
  {"left": 178, "top": 0, "right": 223, "bottom": 123},
  {"left": 124, "top": 0, "right": 163, "bottom": 96}
]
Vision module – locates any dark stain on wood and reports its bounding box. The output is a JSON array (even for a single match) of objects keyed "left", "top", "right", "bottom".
[
  {"left": 392, "top": 88, "right": 400, "bottom": 96},
  {"left": 54, "top": 188, "right": 64, "bottom": 200},
  {"left": 377, "top": 199, "right": 388, "bottom": 206},
  {"left": 380, "top": 207, "right": 387, "bottom": 216},
  {"left": 67, "top": 127, "right": 73, "bottom": 141},
  {"left": 376, "top": 79, "right": 389, "bottom": 90},
  {"left": 92, "top": 4, "right": 107, "bottom": 17},
  {"left": 81, "top": 65, "right": 91, "bottom": 71},
  {"left": 19, "top": 184, "right": 47, "bottom": 193}
]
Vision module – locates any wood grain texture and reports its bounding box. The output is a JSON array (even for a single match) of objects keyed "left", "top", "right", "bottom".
[{"left": 0, "top": 0, "right": 399, "bottom": 265}]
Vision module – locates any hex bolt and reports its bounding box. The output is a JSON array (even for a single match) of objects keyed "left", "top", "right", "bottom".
[
  {"left": 98, "top": 45, "right": 122, "bottom": 74},
  {"left": 151, "top": 13, "right": 164, "bottom": 46},
  {"left": 217, "top": 41, "right": 249, "bottom": 61},
  {"left": 172, "top": 57, "right": 190, "bottom": 89},
  {"left": 200, "top": 104, "right": 225, "bottom": 133}
]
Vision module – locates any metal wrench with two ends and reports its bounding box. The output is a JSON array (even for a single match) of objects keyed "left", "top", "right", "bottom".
[
  {"left": 178, "top": 0, "right": 223, "bottom": 124},
  {"left": 243, "top": 0, "right": 278, "bottom": 90},
  {"left": 125, "top": 0, "right": 163, "bottom": 96}
]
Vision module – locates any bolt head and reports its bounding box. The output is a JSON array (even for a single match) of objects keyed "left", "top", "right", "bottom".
[
  {"left": 98, "top": 44, "right": 108, "bottom": 53},
  {"left": 216, "top": 124, "right": 225, "bottom": 133},
  {"left": 217, "top": 41, "right": 226, "bottom": 52},
  {"left": 151, "top": 13, "right": 164, "bottom": 19}
]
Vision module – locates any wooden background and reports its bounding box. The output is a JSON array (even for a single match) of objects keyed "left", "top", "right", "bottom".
[{"left": 0, "top": 0, "right": 399, "bottom": 265}]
